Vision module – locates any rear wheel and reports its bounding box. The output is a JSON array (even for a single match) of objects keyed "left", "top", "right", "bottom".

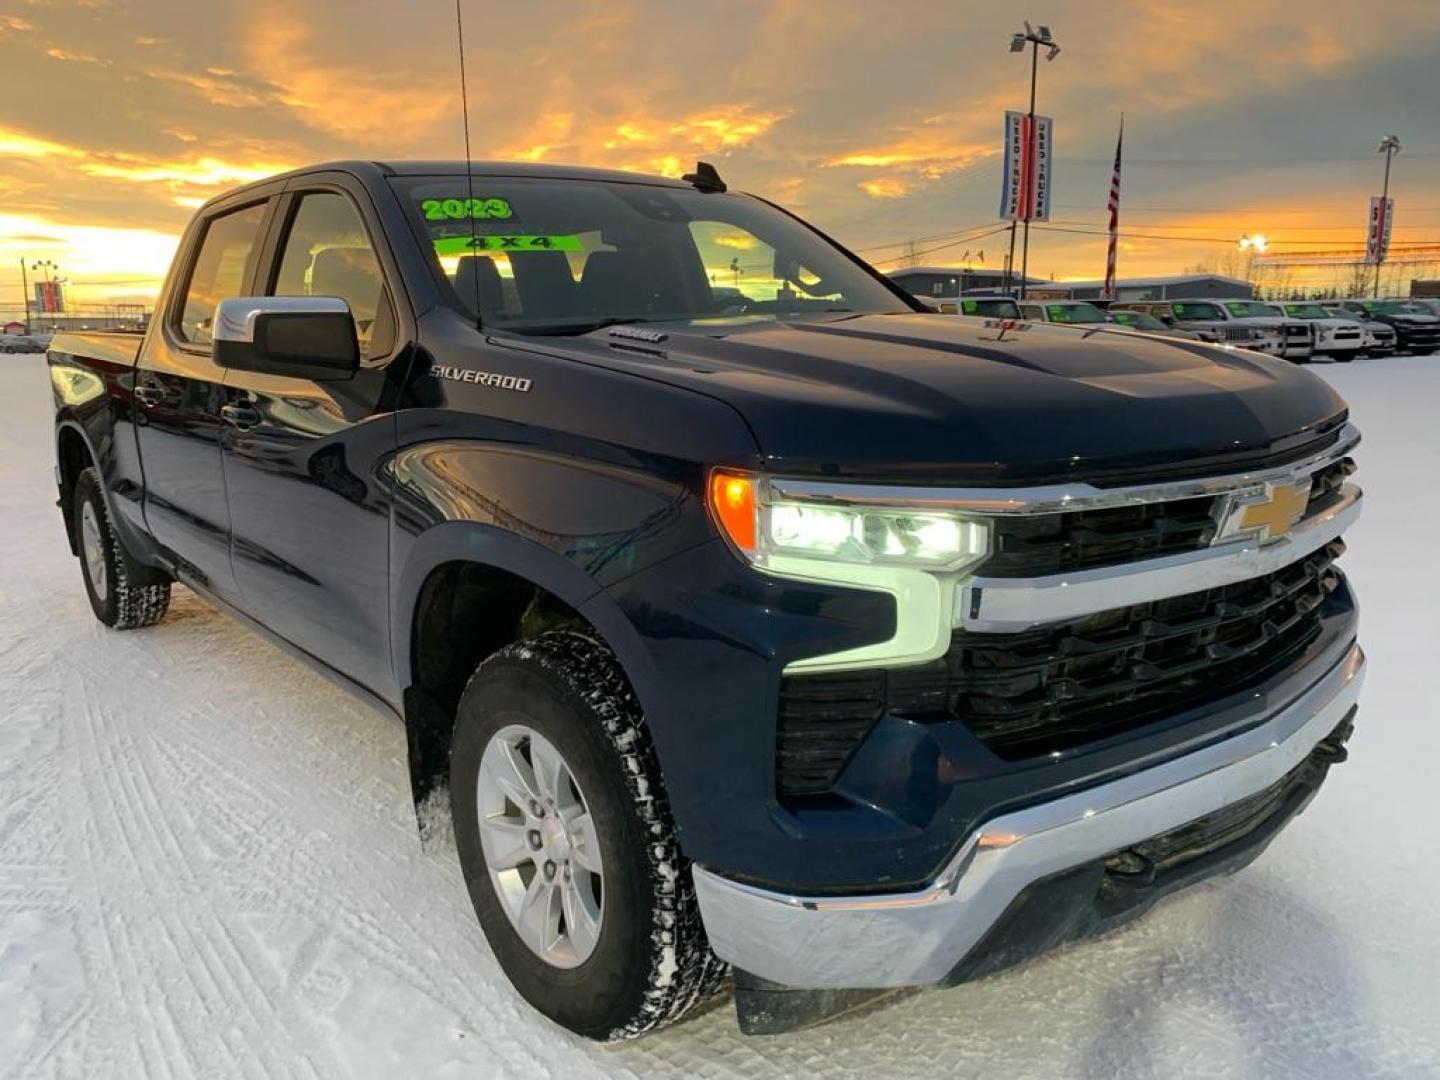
[
  {"left": 450, "top": 630, "right": 726, "bottom": 1040},
  {"left": 73, "top": 467, "right": 170, "bottom": 629}
]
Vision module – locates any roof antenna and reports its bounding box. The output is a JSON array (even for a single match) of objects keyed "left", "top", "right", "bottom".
[
  {"left": 682, "top": 161, "right": 727, "bottom": 193},
  {"left": 455, "top": 0, "right": 482, "bottom": 328}
]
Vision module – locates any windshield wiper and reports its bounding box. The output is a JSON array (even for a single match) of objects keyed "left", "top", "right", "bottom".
[{"left": 500, "top": 317, "right": 660, "bottom": 338}]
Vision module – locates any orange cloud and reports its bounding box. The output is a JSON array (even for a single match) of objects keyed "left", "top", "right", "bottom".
[
  {"left": 82, "top": 155, "right": 294, "bottom": 187},
  {"left": 711, "top": 232, "right": 760, "bottom": 250},
  {"left": 669, "top": 107, "right": 788, "bottom": 148},
  {"left": 240, "top": 11, "right": 456, "bottom": 144},
  {"left": 45, "top": 46, "right": 106, "bottom": 65},
  {"left": 0, "top": 126, "right": 84, "bottom": 159},
  {"left": 858, "top": 177, "right": 909, "bottom": 199},
  {"left": 148, "top": 67, "right": 275, "bottom": 109},
  {"left": 828, "top": 139, "right": 996, "bottom": 178},
  {"left": 502, "top": 105, "right": 785, "bottom": 178}
]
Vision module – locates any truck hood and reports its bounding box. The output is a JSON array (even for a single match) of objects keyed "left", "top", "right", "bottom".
[{"left": 510, "top": 313, "right": 1348, "bottom": 485}]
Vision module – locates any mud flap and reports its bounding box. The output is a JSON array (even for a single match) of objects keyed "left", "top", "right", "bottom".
[
  {"left": 403, "top": 684, "right": 455, "bottom": 850},
  {"left": 732, "top": 969, "right": 903, "bottom": 1035}
]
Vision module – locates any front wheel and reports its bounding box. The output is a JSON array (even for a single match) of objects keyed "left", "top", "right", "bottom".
[
  {"left": 72, "top": 467, "right": 170, "bottom": 629},
  {"left": 450, "top": 630, "right": 726, "bottom": 1040}
]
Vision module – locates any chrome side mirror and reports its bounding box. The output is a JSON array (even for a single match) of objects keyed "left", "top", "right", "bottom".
[{"left": 213, "top": 296, "right": 359, "bottom": 381}]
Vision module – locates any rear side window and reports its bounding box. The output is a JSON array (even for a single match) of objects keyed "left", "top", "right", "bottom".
[
  {"left": 178, "top": 202, "right": 267, "bottom": 344},
  {"left": 1173, "top": 302, "right": 1221, "bottom": 320},
  {"left": 270, "top": 192, "right": 395, "bottom": 359}
]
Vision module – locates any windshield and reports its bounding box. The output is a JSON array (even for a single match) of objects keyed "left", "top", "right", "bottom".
[
  {"left": 1111, "top": 310, "right": 1166, "bottom": 331},
  {"left": 1223, "top": 302, "right": 1276, "bottom": 318},
  {"left": 960, "top": 298, "right": 1021, "bottom": 318},
  {"left": 1283, "top": 304, "right": 1332, "bottom": 319},
  {"left": 1172, "top": 301, "right": 1223, "bottom": 320},
  {"left": 1364, "top": 301, "right": 1416, "bottom": 315},
  {"left": 390, "top": 176, "right": 909, "bottom": 333},
  {"left": 1043, "top": 302, "right": 1107, "bottom": 324}
]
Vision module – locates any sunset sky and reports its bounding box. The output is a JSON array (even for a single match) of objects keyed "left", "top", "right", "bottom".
[{"left": 3, "top": 0, "right": 1439, "bottom": 309}]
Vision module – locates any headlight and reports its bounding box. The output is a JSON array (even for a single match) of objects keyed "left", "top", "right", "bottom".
[{"left": 708, "top": 471, "right": 990, "bottom": 572}]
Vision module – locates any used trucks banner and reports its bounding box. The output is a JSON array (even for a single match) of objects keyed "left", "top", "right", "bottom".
[
  {"left": 1365, "top": 195, "right": 1393, "bottom": 265},
  {"left": 1000, "top": 111, "right": 1053, "bottom": 223}
]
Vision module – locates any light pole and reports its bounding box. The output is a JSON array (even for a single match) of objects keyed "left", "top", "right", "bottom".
[
  {"left": 1007, "top": 21, "right": 1060, "bottom": 301},
  {"left": 1373, "top": 134, "right": 1401, "bottom": 298},
  {"left": 19, "top": 258, "right": 30, "bottom": 335},
  {"left": 1238, "top": 233, "right": 1268, "bottom": 289}
]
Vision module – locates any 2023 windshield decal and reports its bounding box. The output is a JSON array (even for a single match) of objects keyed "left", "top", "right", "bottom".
[
  {"left": 433, "top": 234, "right": 583, "bottom": 255},
  {"left": 421, "top": 197, "right": 514, "bottom": 221}
]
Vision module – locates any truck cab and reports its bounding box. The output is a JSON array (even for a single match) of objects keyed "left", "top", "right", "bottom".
[
  {"left": 958, "top": 296, "right": 1022, "bottom": 318},
  {"left": 1016, "top": 299, "right": 1109, "bottom": 325}
]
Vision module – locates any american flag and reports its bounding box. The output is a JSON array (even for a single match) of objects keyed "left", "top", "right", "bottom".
[{"left": 1103, "top": 117, "right": 1124, "bottom": 300}]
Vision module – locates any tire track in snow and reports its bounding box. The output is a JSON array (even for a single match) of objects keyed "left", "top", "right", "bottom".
[{"left": 85, "top": 691, "right": 348, "bottom": 1080}]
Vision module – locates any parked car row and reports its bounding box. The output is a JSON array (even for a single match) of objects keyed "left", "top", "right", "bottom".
[
  {"left": 0, "top": 335, "right": 49, "bottom": 354},
  {"left": 916, "top": 289, "right": 1438, "bottom": 363}
]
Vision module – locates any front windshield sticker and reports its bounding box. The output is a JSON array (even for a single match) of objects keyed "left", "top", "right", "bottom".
[
  {"left": 421, "top": 197, "right": 515, "bottom": 221},
  {"left": 433, "top": 234, "right": 583, "bottom": 256}
]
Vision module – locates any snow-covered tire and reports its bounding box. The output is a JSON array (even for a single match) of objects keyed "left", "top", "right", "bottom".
[
  {"left": 73, "top": 467, "right": 170, "bottom": 629},
  {"left": 449, "top": 630, "right": 726, "bottom": 1040}
]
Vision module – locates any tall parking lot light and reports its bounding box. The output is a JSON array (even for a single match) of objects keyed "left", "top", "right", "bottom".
[
  {"left": 1239, "top": 234, "right": 1269, "bottom": 287},
  {"left": 1374, "top": 134, "right": 1401, "bottom": 298},
  {"left": 1008, "top": 22, "right": 1060, "bottom": 300}
]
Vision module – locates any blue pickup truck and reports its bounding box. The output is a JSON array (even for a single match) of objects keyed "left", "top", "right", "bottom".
[{"left": 48, "top": 160, "right": 1364, "bottom": 1039}]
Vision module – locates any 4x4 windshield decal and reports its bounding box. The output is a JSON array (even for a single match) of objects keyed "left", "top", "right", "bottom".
[
  {"left": 421, "top": 197, "right": 514, "bottom": 221},
  {"left": 433, "top": 234, "right": 582, "bottom": 255}
]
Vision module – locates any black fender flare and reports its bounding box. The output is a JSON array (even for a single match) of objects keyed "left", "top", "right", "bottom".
[{"left": 390, "top": 520, "right": 669, "bottom": 782}]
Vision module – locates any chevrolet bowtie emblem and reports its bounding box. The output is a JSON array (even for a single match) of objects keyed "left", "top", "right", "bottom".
[{"left": 1235, "top": 481, "right": 1311, "bottom": 543}]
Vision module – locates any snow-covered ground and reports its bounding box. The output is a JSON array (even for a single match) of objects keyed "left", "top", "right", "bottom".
[{"left": 2, "top": 350, "right": 1438, "bottom": 1079}]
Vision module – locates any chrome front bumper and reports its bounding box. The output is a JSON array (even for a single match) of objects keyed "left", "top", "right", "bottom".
[{"left": 693, "top": 641, "right": 1365, "bottom": 990}]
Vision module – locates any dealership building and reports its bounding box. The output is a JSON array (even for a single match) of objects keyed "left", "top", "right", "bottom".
[
  {"left": 886, "top": 266, "right": 1047, "bottom": 299},
  {"left": 1041, "top": 274, "right": 1255, "bottom": 301}
]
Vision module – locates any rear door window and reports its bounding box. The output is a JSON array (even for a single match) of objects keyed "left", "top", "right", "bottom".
[{"left": 177, "top": 202, "right": 268, "bottom": 344}]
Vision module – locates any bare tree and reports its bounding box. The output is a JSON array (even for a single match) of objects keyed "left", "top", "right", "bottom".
[{"left": 1342, "top": 261, "right": 1370, "bottom": 298}]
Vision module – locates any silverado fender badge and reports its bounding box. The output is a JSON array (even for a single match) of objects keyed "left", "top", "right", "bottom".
[
  {"left": 608, "top": 326, "right": 668, "bottom": 343},
  {"left": 434, "top": 365, "right": 531, "bottom": 392}
]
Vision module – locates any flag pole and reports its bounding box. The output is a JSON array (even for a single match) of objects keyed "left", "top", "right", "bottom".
[{"left": 1104, "top": 114, "right": 1124, "bottom": 301}]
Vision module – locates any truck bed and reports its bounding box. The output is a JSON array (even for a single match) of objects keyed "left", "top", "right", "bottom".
[{"left": 49, "top": 330, "right": 144, "bottom": 368}]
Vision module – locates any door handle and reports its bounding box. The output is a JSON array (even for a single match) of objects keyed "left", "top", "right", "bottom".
[
  {"left": 134, "top": 384, "right": 165, "bottom": 406},
  {"left": 221, "top": 402, "right": 262, "bottom": 428}
]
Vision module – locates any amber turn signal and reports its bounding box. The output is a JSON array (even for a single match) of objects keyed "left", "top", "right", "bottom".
[{"left": 709, "top": 471, "right": 757, "bottom": 552}]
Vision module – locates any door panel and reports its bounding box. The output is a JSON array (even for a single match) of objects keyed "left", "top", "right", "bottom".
[
  {"left": 136, "top": 198, "right": 271, "bottom": 596},
  {"left": 220, "top": 182, "right": 409, "bottom": 696},
  {"left": 221, "top": 371, "right": 398, "bottom": 689}
]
